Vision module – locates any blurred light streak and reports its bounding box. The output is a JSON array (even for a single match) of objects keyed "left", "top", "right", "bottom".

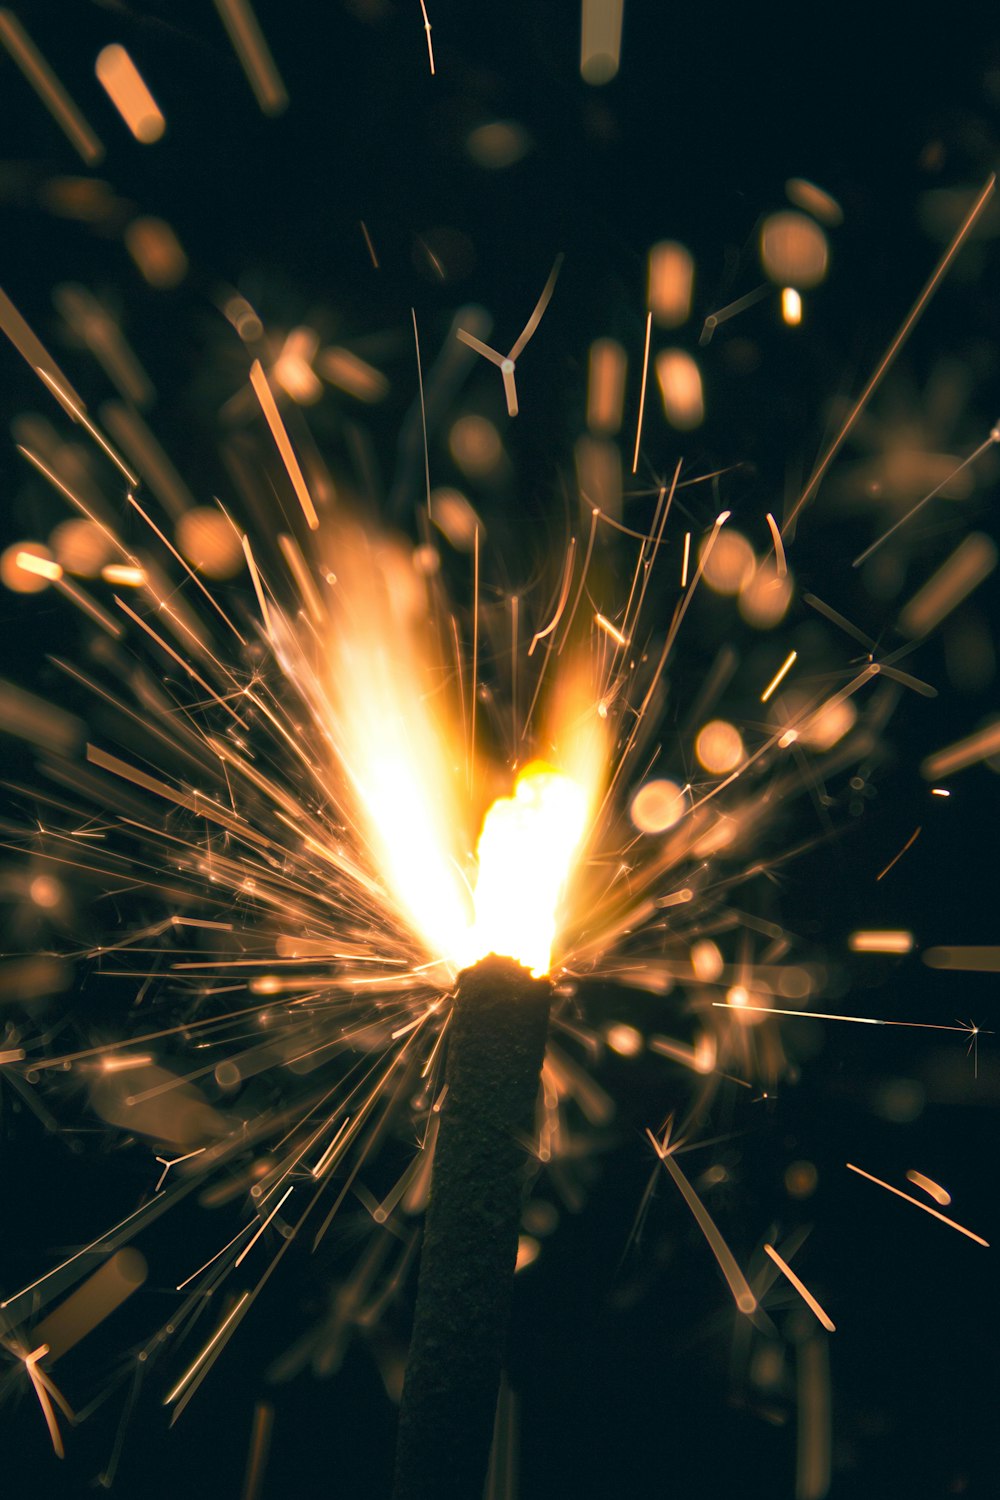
[
  {"left": 31, "top": 1248, "right": 147, "bottom": 1362},
  {"left": 54, "top": 284, "right": 154, "bottom": 407},
  {"left": 240, "top": 1400, "right": 275, "bottom": 1500},
  {"left": 760, "top": 212, "right": 829, "bottom": 288},
  {"left": 586, "top": 338, "right": 626, "bottom": 433},
  {"left": 655, "top": 348, "right": 704, "bottom": 430},
  {"left": 646, "top": 1129, "right": 756, "bottom": 1313},
  {"left": 763, "top": 1243, "right": 835, "bottom": 1331},
  {"left": 785, "top": 177, "right": 843, "bottom": 226},
  {"left": 124, "top": 217, "right": 188, "bottom": 288},
  {"left": 905, "top": 1170, "right": 952, "bottom": 1206},
  {"left": 0, "top": 284, "right": 84, "bottom": 410},
  {"left": 213, "top": 0, "right": 288, "bottom": 114},
  {"left": 647, "top": 241, "right": 694, "bottom": 327},
  {"left": 249, "top": 359, "right": 320, "bottom": 529},
  {"left": 580, "top": 0, "right": 623, "bottom": 84},
  {"left": 853, "top": 430, "right": 999, "bottom": 568},
  {"left": 0, "top": 9, "right": 104, "bottom": 163},
  {"left": 0, "top": 678, "right": 82, "bottom": 753},
  {"left": 923, "top": 946, "right": 1000, "bottom": 972},
  {"left": 796, "top": 1335, "right": 831, "bottom": 1500},
  {"left": 898, "top": 533, "right": 998, "bottom": 637},
  {"left": 95, "top": 45, "right": 165, "bottom": 144},
  {"left": 921, "top": 718, "right": 1000, "bottom": 779},
  {"left": 848, "top": 930, "right": 913, "bottom": 953},
  {"left": 846, "top": 1163, "right": 988, "bottom": 1246},
  {"left": 930, "top": 787, "right": 950, "bottom": 797},
  {"left": 631, "top": 310, "right": 652, "bottom": 471},
  {"left": 781, "top": 287, "right": 803, "bottom": 325},
  {"left": 34, "top": 368, "right": 139, "bottom": 485},
  {"left": 699, "top": 284, "right": 768, "bottom": 344},
  {"left": 785, "top": 172, "right": 996, "bottom": 535},
  {"left": 102, "top": 403, "right": 199, "bottom": 520},
  {"left": 319, "top": 346, "right": 389, "bottom": 402},
  {"left": 876, "top": 826, "right": 921, "bottom": 881},
  {"left": 761, "top": 649, "right": 797, "bottom": 703},
  {"left": 13, "top": 547, "right": 61, "bottom": 583}
]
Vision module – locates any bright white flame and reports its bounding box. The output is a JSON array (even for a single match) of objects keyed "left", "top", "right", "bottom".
[{"left": 467, "top": 762, "right": 589, "bottom": 976}]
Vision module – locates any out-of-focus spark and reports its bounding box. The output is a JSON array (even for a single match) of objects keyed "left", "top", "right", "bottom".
[
  {"left": 648, "top": 241, "right": 694, "bottom": 327},
  {"left": 921, "top": 719, "right": 1000, "bottom": 779},
  {"left": 655, "top": 349, "right": 704, "bottom": 430},
  {"left": 699, "top": 285, "right": 768, "bottom": 345},
  {"left": 241, "top": 1400, "right": 275, "bottom": 1500},
  {"left": 853, "top": 431, "right": 999, "bottom": 569},
  {"left": 457, "top": 256, "right": 563, "bottom": 418},
  {"left": 95, "top": 45, "right": 165, "bottom": 144},
  {"left": 905, "top": 1170, "right": 952, "bottom": 1206},
  {"left": 587, "top": 339, "right": 626, "bottom": 433},
  {"left": 785, "top": 173, "right": 996, "bottom": 535},
  {"left": 213, "top": 0, "right": 288, "bottom": 114},
  {"left": 646, "top": 1128, "right": 757, "bottom": 1314},
  {"left": 164, "top": 1293, "right": 251, "bottom": 1405},
  {"left": 31, "top": 1248, "right": 147, "bottom": 1361},
  {"left": 761, "top": 650, "right": 797, "bottom": 703},
  {"left": 876, "top": 826, "right": 921, "bottom": 881},
  {"left": 898, "top": 533, "right": 998, "bottom": 637},
  {"left": 848, "top": 930, "right": 913, "bottom": 954},
  {"left": 846, "top": 1163, "right": 988, "bottom": 1246},
  {"left": 765, "top": 512, "right": 787, "bottom": 576},
  {"left": 0, "top": 10, "right": 104, "bottom": 164},
  {"left": 924, "top": 946, "right": 1000, "bottom": 972},
  {"left": 631, "top": 311, "right": 652, "bottom": 473},
  {"left": 35, "top": 368, "right": 139, "bottom": 485},
  {"left": 0, "top": 286, "right": 83, "bottom": 409},
  {"left": 249, "top": 359, "right": 319, "bottom": 529},
  {"left": 359, "top": 220, "right": 380, "bottom": 268},
  {"left": 124, "top": 217, "right": 188, "bottom": 288},
  {"left": 580, "top": 0, "right": 623, "bottom": 85},
  {"left": 417, "top": 0, "right": 435, "bottom": 74},
  {"left": 781, "top": 287, "right": 803, "bottom": 325},
  {"left": 711, "top": 1001, "right": 976, "bottom": 1035},
  {"left": 15, "top": 549, "right": 62, "bottom": 582},
  {"left": 763, "top": 1243, "right": 836, "bottom": 1332},
  {"left": 796, "top": 1334, "right": 831, "bottom": 1500}
]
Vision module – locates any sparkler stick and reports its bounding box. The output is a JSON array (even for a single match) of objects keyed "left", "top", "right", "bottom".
[{"left": 393, "top": 955, "right": 550, "bottom": 1500}]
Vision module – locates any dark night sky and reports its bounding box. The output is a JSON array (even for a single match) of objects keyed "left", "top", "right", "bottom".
[{"left": 1, "top": 5, "right": 999, "bottom": 1498}]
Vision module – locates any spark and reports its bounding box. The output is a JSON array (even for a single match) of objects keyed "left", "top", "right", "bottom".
[
  {"left": 95, "top": 44, "right": 165, "bottom": 144},
  {"left": 241, "top": 1400, "right": 275, "bottom": 1500},
  {"left": 765, "top": 511, "right": 787, "bottom": 575},
  {"left": 921, "top": 719, "right": 1000, "bottom": 780},
  {"left": 711, "top": 1002, "right": 977, "bottom": 1035},
  {"left": 680, "top": 530, "right": 691, "bottom": 587},
  {"left": 846, "top": 1163, "right": 988, "bottom": 1247},
  {"left": 411, "top": 309, "right": 432, "bottom": 517},
  {"left": 0, "top": 9, "right": 104, "bottom": 163},
  {"left": 763, "top": 1243, "right": 835, "bottom": 1332},
  {"left": 647, "top": 1128, "right": 757, "bottom": 1315},
  {"left": 417, "top": 0, "right": 436, "bottom": 75},
  {"left": 456, "top": 256, "right": 563, "bottom": 418},
  {"left": 699, "top": 284, "right": 769, "bottom": 345},
  {"left": 164, "top": 1292, "right": 251, "bottom": 1405},
  {"left": 905, "top": 1170, "right": 951, "bottom": 1207},
  {"left": 761, "top": 649, "right": 798, "bottom": 703},
  {"left": 248, "top": 359, "right": 320, "bottom": 530},
  {"left": 930, "top": 787, "right": 950, "bottom": 797},
  {"left": 784, "top": 172, "right": 996, "bottom": 535},
  {"left": 876, "top": 826, "right": 921, "bottom": 881},
  {"left": 853, "top": 430, "right": 999, "bottom": 569},
  {"left": 923, "top": 946, "right": 1000, "bottom": 973},
  {"left": 848, "top": 930, "right": 913, "bottom": 954},
  {"left": 631, "top": 311, "right": 653, "bottom": 473},
  {"left": 213, "top": 0, "right": 288, "bottom": 115}
]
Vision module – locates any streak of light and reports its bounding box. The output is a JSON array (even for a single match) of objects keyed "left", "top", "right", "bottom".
[
  {"left": 587, "top": 339, "right": 626, "bottom": 433},
  {"left": 765, "top": 512, "right": 787, "bottom": 575},
  {"left": 248, "top": 360, "right": 319, "bottom": 529},
  {"left": 876, "top": 826, "right": 921, "bottom": 881},
  {"left": 241, "top": 1401, "right": 275, "bottom": 1500},
  {"left": 155, "top": 1146, "right": 206, "bottom": 1193},
  {"left": 528, "top": 538, "right": 575, "bottom": 656},
  {"left": 23, "top": 1345, "right": 68, "bottom": 1459},
  {"left": 101, "top": 563, "right": 146, "bottom": 587},
  {"left": 905, "top": 1170, "right": 951, "bottom": 1206},
  {"left": 594, "top": 612, "right": 628, "bottom": 647},
  {"left": 31, "top": 1249, "right": 147, "bottom": 1361},
  {"left": 319, "top": 346, "right": 389, "bottom": 402},
  {"left": 681, "top": 531, "right": 691, "bottom": 586},
  {"left": 646, "top": 1128, "right": 757, "bottom": 1314},
  {"left": 846, "top": 1163, "right": 988, "bottom": 1246},
  {"left": 853, "top": 431, "right": 999, "bottom": 568},
  {"left": 54, "top": 284, "right": 154, "bottom": 407},
  {"left": 848, "top": 930, "right": 913, "bottom": 954},
  {"left": 102, "top": 403, "right": 198, "bottom": 520},
  {"left": 0, "top": 285, "right": 84, "bottom": 410},
  {"left": 781, "top": 287, "right": 803, "bottom": 325},
  {"left": 164, "top": 1293, "right": 251, "bottom": 1405},
  {"left": 15, "top": 549, "right": 62, "bottom": 582},
  {"left": 95, "top": 45, "right": 165, "bottom": 144},
  {"left": 101, "top": 1053, "right": 154, "bottom": 1072},
  {"left": 631, "top": 311, "right": 652, "bottom": 473},
  {"left": 921, "top": 719, "right": 1000, "bottom": 779},
  {"left": 0, "top": 9, "right": 104, "bottom": 163},
  {"left": 898, "top": 533, "right": 998, "bottom": 637},
  {"left": 796, "top": 1335, "right": 831, "bottom": 1500},
  {"left": 580, "top": 0, "right": 623, "bottom": 85},
  {"left": 175, "top": 1221, "right": 257, "bottom": 1291},
  {"left": 277, "top": 531, "right": 324, "bottom": 625},
  {"left": 412, "top": 309, "right": 432, "bottom": 517},
  {"left": 0, "top": 677, "right": 82, "bottom": 753},
  {"left": 360, "top": 220, "right": 380, "bottom": 268},
  {"left": 761, "top": 649, "right": 797, "bottom": 703},
  {"left": 213, "top": 0, "right": 288, "bottom": 114},
  {"left": 785, "top": 177, "right": 843, "bottom": 226},
  {"left": 457, "top": 256, "right": 563, "bottom": 418},
  {"left": 699, "top": 284, "right": 769, "bottom": 344},
  {"left": 763, "top": 1243, "right": 835, "bottom": 1331},
  {"left": 234, "top": 1185, "right": 294, "bottom": 1268},
  {"left": 35, "top": 367, "right": 139, "bottom": 485},
  {"left": 1, "top": 1198, "right": 157, "bottom": 1310},
  {"left": 784, "top": 173, "right": 995, "bottom": 535},
  {"left": 417, "top": 0, "right": 435, "bottom": 74},
  {"left": 711, "top": 1001, "right": 976, "bottom": 1034},
  {"left": 923, "top": 946, "right": 1000, "bottom": 972},
  {"left": 931, "top": 787, "right": 950, "bottom": 797}
]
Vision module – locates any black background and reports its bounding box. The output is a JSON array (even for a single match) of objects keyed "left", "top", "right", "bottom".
[{"left": 1, "top": 4, "right": 998, "bottom": 1498}]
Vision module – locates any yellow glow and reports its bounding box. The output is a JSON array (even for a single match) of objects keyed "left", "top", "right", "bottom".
[{"left": 468, "top": 762, "right": 589, "bottom": 976}]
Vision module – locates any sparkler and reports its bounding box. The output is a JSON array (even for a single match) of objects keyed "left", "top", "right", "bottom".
[{"left": 0, "top": 8, "right": 997, "bottom": 1497}]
